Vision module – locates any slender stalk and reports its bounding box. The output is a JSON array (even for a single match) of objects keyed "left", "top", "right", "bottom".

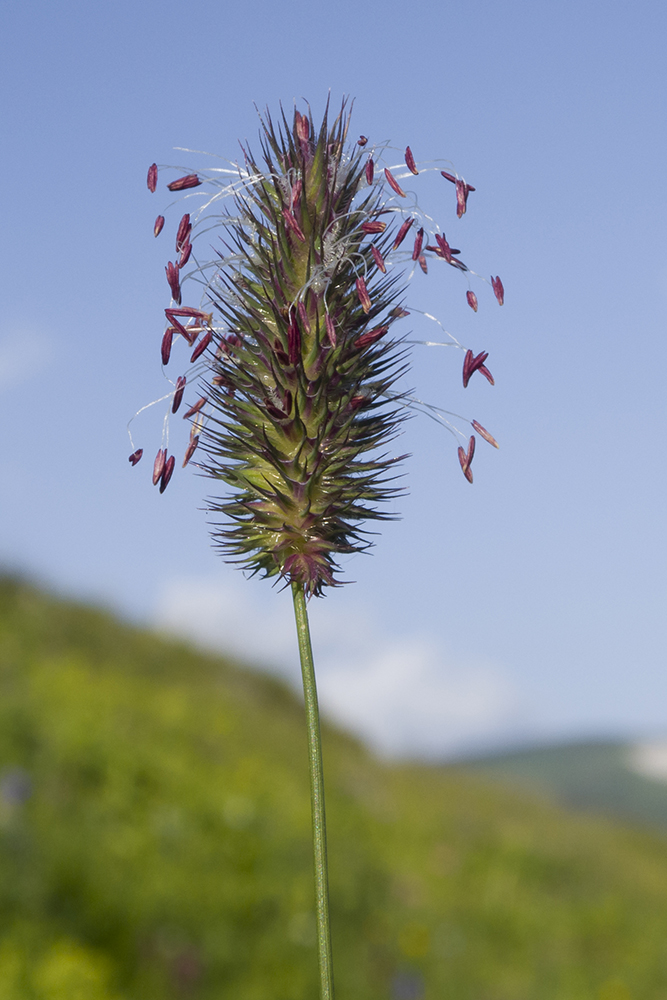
[{"left": 291, "top": 581, "right": 334, "bottom": 1000}]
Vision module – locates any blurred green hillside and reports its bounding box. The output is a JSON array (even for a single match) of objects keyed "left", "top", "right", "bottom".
[
  {"left": 457, "top": 741, "right": 667, "bottom": 831},
  {"left": 1, "top": 577, "right": 667, "bottom": 1000}
]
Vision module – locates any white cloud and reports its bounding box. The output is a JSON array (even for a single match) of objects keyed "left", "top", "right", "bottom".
[{"left": 153, "top": 575, "right": 522, "bottom": 759}]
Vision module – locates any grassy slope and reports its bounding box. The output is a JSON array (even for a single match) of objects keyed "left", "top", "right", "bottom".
[
  {"left": 456, "top": 741, "right": 667, "bottom": 831},
  {"left": 0, "top": 577, "right": 666, "bottom": 1000}
]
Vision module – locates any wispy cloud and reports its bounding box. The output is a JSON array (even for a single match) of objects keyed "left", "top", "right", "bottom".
[{"left": 153, "top": 576, "right": 523, "bottom": 759}]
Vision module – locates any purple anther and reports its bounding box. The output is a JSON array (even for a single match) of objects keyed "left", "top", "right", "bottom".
[
  {"left": 404, "top": 147, "right": 419, "bottom": 175},
  {"left": 412, "top": 228, "right": 424, "bottom": 261},
  {"left": 190, "top": 331, "right": 212, "bottom": 362},
  {"left": 167, "top": 174, "right": 201, "bottom": 191},
  {"left": 466, "top": 290, "right": 478, "bottom": 312},
  {"left": 152, "top": 448, "right": 166, "bottom": 486},
  {"left": 358, "top": 135, "right": 368, "bottom": 147},
  {"left": 172, "top": 375, "right": 186, "bottom": 413},
  {"left": 393, "top": 217, "right": 413, "bottom": 250},
  {"left": 182, "top": 435, "right": 200, "bottom": 467},
  {"left": 471, "top": 420, "right": 499, "bottom": 449},
  {"left": 355, "top": 325, "right": 388, "bottom": 350},
  {"left": 147, "top": 163, "right": 158, "bottom": 192},
  {"left": 159, "top": 455, "right": 175, "bottom": 493},
  {"left": 491, "top": 275, "right": 505, "bottom": 306},
  {"left": 356, "top": 276, "right": 372, "bottom": 314},
  {"left": 183, "top": 397, "right": 207, "bottom": 419},
  {"left": 154, "top": 215, "right": 165, "bottom": 237},
  {"left": 176, "top": 213, "right": 191, "bottom": 251},
  {"left": 418, "top": 254, "right": 428, "bottom": 274},
  {"left": 165, "top": 262, "right": 181, "bottom": 304},
  {"left": 178, "top": 241, "right": 192, "bottom": 269},
  {"left": 361, "top": 220, "right": 386, "bottom": 234},
  {"left": 365, "top": 158, "right": 374, "bottom": 185},
  {"left": 458, "top": 443, "right": 474, "bottom": 483},
  {"left": 384, "top": 167, "right": 406, "bottom": 198},
  {"left": 462, "top": 349, "right": 490, "bottom": 388},
  {"left": 295, "top": 111, "right": 309, "bottom": 142},
  {"left": 371, "top": 244, "right": 386, "bottom": 273},
  {"left": 455, "top": 178, "right": 475, "bottom": 218},
  {"left": 128, "top": 449, "right": 143, "bottom": 466},
  {"left": 161, "top": 327, "right": 174, "bottom": 366}
]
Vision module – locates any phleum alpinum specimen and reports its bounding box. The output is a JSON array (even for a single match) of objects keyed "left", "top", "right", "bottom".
[{"left": 130, "top": 98, "right": 503, "bottom": 1000}]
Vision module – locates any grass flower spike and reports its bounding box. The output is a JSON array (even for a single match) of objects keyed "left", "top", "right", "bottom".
[{"left": 132, "top": 98, "right": 504, "bottom": 1000}]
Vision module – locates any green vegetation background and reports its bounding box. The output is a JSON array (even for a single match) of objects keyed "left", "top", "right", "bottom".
[{"left": 0, "top": 578, "right": 666, "bottom": 1000}]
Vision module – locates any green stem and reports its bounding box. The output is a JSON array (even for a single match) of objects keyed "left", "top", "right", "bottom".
[{"left": 291, "top": 581, "right": 334, "bottom": 1000}]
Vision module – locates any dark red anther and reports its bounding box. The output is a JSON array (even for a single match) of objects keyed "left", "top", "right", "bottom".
[
  {"left": 435, "top": 232, "right": 454, "bottom": 262},
  {"left": 167, "top": 174, "right": 201, "bottom": 191},
  {"left": 152, "top": 448, "right": 166, "bottom": 486},
  {"left": 325, "top": 313, "right": 336, "bottom": 347},
  {"left": 183, "top": 397, "right": 207, "bottom": 419},
  {"left": 172, "top": 375, "right": 186, "bottom": 413},
  {"left": 288, "top": 313, "right": 301, "bottom": 364},
  {"left": 404, "top": 146, "right": 419, "bottom": 175},
  {"left": 384, "top": 167, "right": 406, "bottom": 198},
  {"left": 154, "top": 215, "right": 165, "bottom": 237},
  {"left": 455, "top": 178, "right": 475, "bottom": 218},
  {"left": 462, "top": 349, "right": 491, "bottom": 388},
  {"left": 182, "top": 435, "right": 200, "bottom": 467},
  {"left": 418, "top": 254, "right": 428, "bottom": 274},
  {"left": 178, "top": 242, "right": 192, "bottom": 268},
  {"left": 365, "top": 158, "right": 374, "bottom": 185},
  {"left": 356, "top": 276, "right": 372, "bottom": 314},
  {"left": 478, "top": 365, "right": 495, "bottom": 385},
  {"left": 466, "top": 290, "right": 478, "bottom": 312},
  {"left": 412, "top": 228, "right": 424, "bottom": 260},
  {"left": 458, "top": 437, "right": 475, "bottom": 483},
  {"left": 176, "top": 213, "right": 191, "bottom": 251},
  {"left": 349, "top": 394, "right": 369, "bottom": 410},
  {"left": 371, "top": 245, "right": 386, "bottom": 273},
  {"left": 295, "top": 111, "right": 309, "bottom": 143},
  {"left": 297, "top": 300, "right": 311, "bottom": 334},
  {"left": 290, "top": 178, "right": 302, "bottom": 207},
  {"left": 491, "top": 275, "right": 505, "bottom": 306},
  {"left": 355, "top": 325, "right": 388, "bottom": 350},
  {"left": 165, "top": 262, "right": 181, "bottom": 304},
  {"left": 358, "top": 135, "right": 368, "bottom": 147},
  {"left": 147, "top": 163, "right": 158, "bottom": 192},
  {"left": 161, "top": 327, "right": 174, "bottom": 365},
  {"left": 166, "top": 307, "right": 209, "bottom": 319},
  {"left": 159, "top": 455, "right": 175, "bottom": 493},
  {"left": 165, "top": 308, "right": 209, "bottom": 344},
  {"left": 128, "top": 449, "right": 143, "bottom": 466},
  {"left": 393, "top": 217, "right": 413, "bottom": 250},
  {"left": 283, "top": 208, "right": 306, "bottom": 242},
  {"left": 361, "top": 220, "right": 386, "bottom": 234},
  {"left": 190, "top": 330, "right": 212, "bottom": 362},
  {"left": 442, "top": 170, "right": 475, "bottom": 215},
  {"left": 471, "top": 420, "right": 499, "bottom": 449}
]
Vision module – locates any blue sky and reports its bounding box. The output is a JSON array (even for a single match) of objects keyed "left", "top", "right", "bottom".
[{"left": 1, "top": 0, "right": 666, "bottom": 756}]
